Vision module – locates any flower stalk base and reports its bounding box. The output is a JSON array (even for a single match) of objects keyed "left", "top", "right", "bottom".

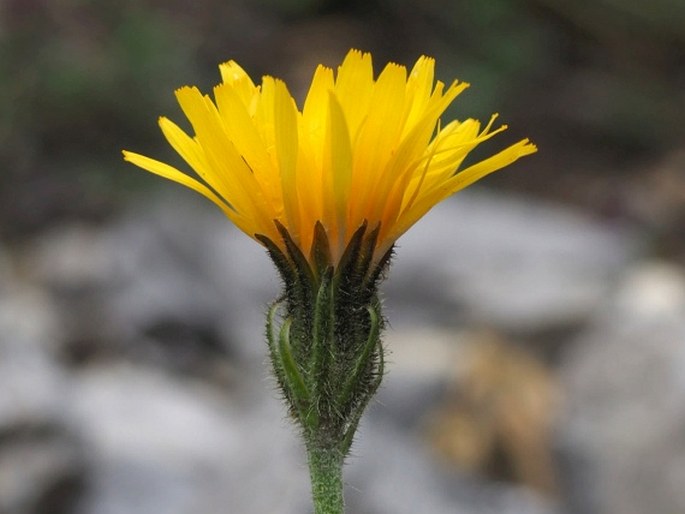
[
  {"left": 261, "top": 221, "right": 390, "bottom": 513},
  {"left": 307, "top": 444, "right": 344, "bottom": 514}
]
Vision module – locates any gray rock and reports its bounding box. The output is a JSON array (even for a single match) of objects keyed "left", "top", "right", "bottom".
[
  {"left": 67, "top": 363, "right": 308, "bottom": 514},
  {"left": 62, "top": 359, "right": 558, "bottom": 514},
  {"left": 20, "top": 222, "right": 121, "bottom": 292},
  {"left": 559, "top": 261, "right": 685, "bottom": 514},
  {"left": 105, "top": 194, "right": 277, "bottom": 366},
  {"left": 17, "top": 194, "right": 276, "bottom": 373},
  {"left": 0, "top": 278, "right": 67, "bottom": 430},
  {"left": 347, "top": 416, "right": 559, "bottom": 514},
  {"left": 386, "top": 191, "right": 638, "bottom": 335},
  {"left": 0, "top": 261, "right": 86, "bottom": 514},
  {"left": 374, "top": 326, "right": 462, "bottom": 428},
  {"left": 0, "top": 189, "right": 654, "bottom": 514},
  {"left": 0, "top": 428, "right": 86, "bottom": 514}
]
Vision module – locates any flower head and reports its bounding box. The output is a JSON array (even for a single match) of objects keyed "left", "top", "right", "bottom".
[{"left": 123, "top": 49, "right": 536, "bottom": 266}]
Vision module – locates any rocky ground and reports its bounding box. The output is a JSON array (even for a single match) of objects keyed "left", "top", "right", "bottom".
[{"left": 1, "top": 188, "right": 683, "bottom": 514}]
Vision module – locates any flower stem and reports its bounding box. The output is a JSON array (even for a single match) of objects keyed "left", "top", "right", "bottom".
[{"left": 307, "top": 443, "right": 344, "bottom": 514}]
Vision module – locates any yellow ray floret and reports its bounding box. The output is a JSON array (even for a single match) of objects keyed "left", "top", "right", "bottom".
[{"left": 123, "top": 49, "right": 537, "bottom": 264}]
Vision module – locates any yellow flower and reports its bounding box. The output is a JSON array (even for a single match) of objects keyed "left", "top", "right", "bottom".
[{"left": 123, "top": 49, "right": 536, "bottom": 265}]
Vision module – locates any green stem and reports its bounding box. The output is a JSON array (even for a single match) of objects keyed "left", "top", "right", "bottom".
[{"left": 307, "top": 443, "right": 344, "bottom": 514}]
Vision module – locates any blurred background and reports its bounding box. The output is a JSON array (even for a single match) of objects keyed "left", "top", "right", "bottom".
[{"left": 1, "top": 0, "right": 684, "bottom": 513}]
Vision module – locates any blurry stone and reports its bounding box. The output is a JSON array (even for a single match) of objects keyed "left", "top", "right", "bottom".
[
  {"left": 348, "top": 415, "right": 559, "bottom": 514},
  {"left": 20, "top": 222, "right": 120, "bottom": 292},
  {"left": 5, "top": 189, "right": 652, "bottom": 514},
  {"left": 0, "top": 341, "right": 66, "bottom": 431},
  {"left": 612, "top": 260, "right": 685, "bottom": 319},
  {"left": 425, "top": 333, "right": 561, "bottom": 496},
  {"left": 1, "top": 190, "right": 604, "bottom": 514},
  {"left": 105, "top": 194, "right": 275, "bottom": 368},
  {"left": 104, "top": 211, "right": 228, "bottom": 344},
  {"left": 199, "top": 211, "right": 281, "bottom": 361},
  {"left": 366, "top": 327, "right": 561, "bottom": 512},
  {"left": 627, "top": 149, "right": 685, "bottom": 251},
  {"left": 0, "top": 280, "right": 67, "bottom": 429},
  {"left": 18, "top": 221, "right": 127, "bottom": 365},
  {"left": 67, "top": 363, "right": 307, "bottom": 514},
  {"left": 386, "top": 191, "right": 637, "bottom": 335},
  {"left": 0, "top": 271, "right": 63, "bottom": 350},
  {"left": 17, "top": 194, "right": 263, "bottom": 377},
  {"left": 0, "top": 267, "right": 86, "bottom": 514},
  {"left": 0, "top": 427, "right": 86, "bottom": 514},
  {"left": 377, "top": 327, "right": 464, "bottom": 428},
  {"left": 559, "top": 260, "right": 685, "bottom": 514}
]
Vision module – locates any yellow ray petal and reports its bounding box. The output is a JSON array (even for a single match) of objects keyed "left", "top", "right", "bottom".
[
  {"left": 122, "top": 150, "right": 234, "bottom": 217},
  {"left": 351, "top": 62, "right": 407, "bottom": 220},
  {"left": 371, "top": 81, "right": 470, "bottom": 225},
  {"left": 334, "top": 50, "right": 374, "bottom": 139},
  {"left": 273, "top": 78, "right": 300, "bottom": 238},
  {"left": 219, "top": 60, "right": 259, "bottom": 108},
  {"left": 324, "top": 92, "right": 353, "bottom": 257},
  {"left": 445, "top": 138, "right": 538, "bottom": 195},
  {"left": 297, "top": 65, "right": 335, "bottom": 229},
  {"left": 158, "top": 116, "right": 209, "bottom": 180},
  {"left": 124, "top": 50, "right": 537, "bottom": 267},
  {"left": 303, "top": 64, "right": 335, "bottom": 143},
  {"left": 402, "top": 56, "right": 435, "bottom": 133},
  {"left": 173, "top": 87, "right": 278, "bottom": 228},
  {"left": 213, "top": 82, "right": 273, "bottom": 176},
  {"left": 387, "top": 139, "right": 538, "bottom": 245}
]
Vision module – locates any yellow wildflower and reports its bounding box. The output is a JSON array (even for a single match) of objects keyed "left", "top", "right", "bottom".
[{"left": 123, "top": 49, "right": 536, "bottom": 265}]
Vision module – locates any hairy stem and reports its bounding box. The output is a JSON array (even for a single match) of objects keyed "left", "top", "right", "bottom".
[{"left": 307, "top": 443, "right": 344, "bottom": 514}]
